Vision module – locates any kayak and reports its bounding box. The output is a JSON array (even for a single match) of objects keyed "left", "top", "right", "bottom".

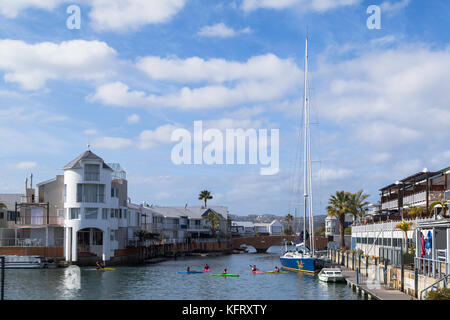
[
  {"left": 265, "top": 271, "right": 288, "bottom": 274},
  {"left": 246, "top": 270, "right": 264, "bottom": 274},
  {"left": 212, "top": 274, "right": 240, "bottom": 277},
  {"left": 178, "top": 270, "right": 204, "bottom": 274},
  {"left": 204, "top": 269, "right": 210, "bottom": 272},
  {"left": 87, "top": 268, "right": 116, "bottom": 271}
]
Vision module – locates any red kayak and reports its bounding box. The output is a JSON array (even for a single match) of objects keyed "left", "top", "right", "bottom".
[
  {"left": 204, "top": 269, "right": 210, "bottom": 272},
  {"left": 246, "top": 270, "right": 264, "bottom": 274}
]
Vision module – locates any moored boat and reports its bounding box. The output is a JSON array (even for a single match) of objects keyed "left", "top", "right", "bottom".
[
  {"left": 0, "top": 255, "right": 44, "bottom": 269},
  {"left": 318, "top": 268, "right": 346, "bottom": 283}
]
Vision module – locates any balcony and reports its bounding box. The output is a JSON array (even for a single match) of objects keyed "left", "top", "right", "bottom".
[{"left": 15, "top": 215, "right": 65, "bottom": 226}]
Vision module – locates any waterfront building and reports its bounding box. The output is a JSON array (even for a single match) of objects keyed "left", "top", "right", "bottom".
[
  {"left": 352, "top": 165, "right": 450, "bottom": 279},
  {"left": 253, "top": 220, "right": 283, "bottom": 235},
  {"left": 230, "top": 221, "right": 256, "bottom": 236},
  {"left": 143, "top": 206, "right": 229, "bottom": 242}
]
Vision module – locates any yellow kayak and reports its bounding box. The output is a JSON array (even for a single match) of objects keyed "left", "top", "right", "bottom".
[{"left": 87, "top": 267, "right": 116, "bottom": 271}]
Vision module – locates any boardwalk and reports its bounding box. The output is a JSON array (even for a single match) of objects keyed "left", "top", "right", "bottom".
[{"left": 340, "top": 267, "right": 414, "bottom": 300}]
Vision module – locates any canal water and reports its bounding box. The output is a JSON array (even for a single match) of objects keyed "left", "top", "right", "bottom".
[{"left": 3, "top": 246, "right": 362, "bottom": 300}]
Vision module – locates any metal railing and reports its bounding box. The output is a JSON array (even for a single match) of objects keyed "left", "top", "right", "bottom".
[
  {"left": 415, "top": 257, "right": 449, "bottom": 279},
  {"left": 0, "top": 237, "right": 64, "bottom": 247},
  {"left": 420, "top": 274, "right": 450, "bottom": 300}
]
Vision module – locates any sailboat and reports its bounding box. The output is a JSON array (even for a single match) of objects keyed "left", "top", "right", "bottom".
[{"left": 280, "top": 37, "right": 320, "bottom": 275}]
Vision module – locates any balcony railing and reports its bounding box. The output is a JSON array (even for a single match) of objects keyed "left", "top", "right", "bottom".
[{"left": 15, "top": 215, "right": 65, "bottom": 226}]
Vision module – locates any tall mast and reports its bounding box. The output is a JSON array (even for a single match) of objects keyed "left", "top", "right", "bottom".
[{"left": 302, "top": 36, "right": 309, "bottom": 255}]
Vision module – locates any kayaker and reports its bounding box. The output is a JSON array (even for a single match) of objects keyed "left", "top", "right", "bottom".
[
  {"left": 251, "top": 265, "right": 257, "bottom": 272},
  {"left": 186, "top": 266, "right": 190, "bottom": 272},
  {"left": 96, "top": 260, "right": 105, "bottom": 269},
  {"left": 222, "top": 268, "right": 227, "bottom": 274},
  {"left": 204, "top": 264, "right": 210, "bottom": 271},
  {"left": 274, "top": 266, "right": 280, "bottom": 273}
]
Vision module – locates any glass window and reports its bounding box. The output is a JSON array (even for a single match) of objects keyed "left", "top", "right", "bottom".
[
  {"left": 64, "top": 184, "right": 67, "bottom": 203},
  {"left": 84, "top": 164, "right": 100, "bottom": 181},
  {"left": 93, "top": 230, "right": 103, "bottom": 245},
  {"left": 102, "top": 208, "right": 108, "bottom": 220},
  {"left": 57, "top": 209, "right": 64, "bottom": 217},
  {"left": 99, "top": 185, "right": 105, "bottom": 203},
  {"left": 119, "top": 209, "right": 122, "bottom": 219},
  {"left": 85, "top": 208, "right": 98, "bottom": 219},
  {"left": 77, "top": 184, "right": 82, "bottom": 202},
  {"left": 70, "top": 208, "right": 80, "bottom": 220},
  {"left": 84, "top": 184, "right": 98, "bottom": 203}
]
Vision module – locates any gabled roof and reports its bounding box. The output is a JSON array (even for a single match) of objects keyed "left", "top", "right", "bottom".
[
  {"left": 62, "top": 150, "right": 112, "bottom": 170},
  {"left": 145, "top": 206, "right": 228, "bottom": 219}
]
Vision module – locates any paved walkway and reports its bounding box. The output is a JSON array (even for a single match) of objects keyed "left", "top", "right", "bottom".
[{"left": 340, "top": 267, "right": 414, "bottom": 300}]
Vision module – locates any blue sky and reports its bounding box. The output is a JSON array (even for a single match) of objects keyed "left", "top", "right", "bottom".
[{"left": 0, "top": 0, "right": 449, "bottom": 217}]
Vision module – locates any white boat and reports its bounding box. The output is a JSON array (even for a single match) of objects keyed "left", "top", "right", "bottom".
[
  {"left": 1, "top": 255, "right": 44, "bottom": 269},
  {"left": 318, "top": 268, "right": 346, "bottom": 283}
]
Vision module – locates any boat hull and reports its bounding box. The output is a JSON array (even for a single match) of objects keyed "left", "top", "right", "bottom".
[{"left": 280, "top": 256, "right": 319, "bottom": 275}]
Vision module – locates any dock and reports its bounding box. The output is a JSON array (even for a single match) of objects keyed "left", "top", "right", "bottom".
[{"left": 341, "top": 267, "right": 414, "bottom": 300}]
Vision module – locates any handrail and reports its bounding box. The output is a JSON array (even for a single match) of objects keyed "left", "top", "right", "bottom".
[{"left": 420, "top": 274, "right": 450, "bottom": 300}]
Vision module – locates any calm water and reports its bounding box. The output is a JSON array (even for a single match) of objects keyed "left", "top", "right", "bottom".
[{"left": 3, "top": 246, "right": 361, "bottom": 300}]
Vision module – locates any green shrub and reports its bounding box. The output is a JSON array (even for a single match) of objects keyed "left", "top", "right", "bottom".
[{"left": 426, "top": 288, "right": 450, "bottom": 300}]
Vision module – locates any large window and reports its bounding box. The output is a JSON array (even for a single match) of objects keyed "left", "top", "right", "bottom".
[
  {"left": 63, "top": 184, "right": 67, "bottom": 203},
  {"left": 84, "top": 164, "right": 100, "bottom": 181},
  {"left": 69, "top": 208, "right": 80, "bottom": 220},
  {"left": 85, "top": 208, "right": 98, "bottom": 219},
  {"left": 110, "top": 230, "right": 118, "bottom": 241},
  {"left": 93, "top": 230, "right": 103, "bottom": 245},
  {"left": 77, "top": 184, "right": 105, "bottom": 203}
]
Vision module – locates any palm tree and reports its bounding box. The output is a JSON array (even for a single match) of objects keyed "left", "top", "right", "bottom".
[
  {"left": 395, "top": 220, "right": 413, "bottom": 254},
  {"left": 348, "top": 190, "right": 370, "bottom": 224},
  {"left": 198, "top": 190, "right": 213, "bottom": 208},
  {"left": 284, "top": 213, "right": 294, "bottom": 233},
  {"left": 407, "top": 206, "right": 425, "bottom": 218},
  {"left": 429, "top": 200, "right": 448, "bottom": 217},
  {"left": 327, "top": 191, "right": 352, "bottom": 249},
  {"left": 203, "top": 211, "right": 220, "bottom": 236}
]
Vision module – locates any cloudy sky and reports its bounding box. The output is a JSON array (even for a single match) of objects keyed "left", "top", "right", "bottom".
[{"left": 0, "top": 0, "right": 449, "bottom": 216}]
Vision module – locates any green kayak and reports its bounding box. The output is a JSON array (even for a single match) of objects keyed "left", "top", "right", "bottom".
[{"left": 212, "top": 274, "right": 239, "bottom": 277}]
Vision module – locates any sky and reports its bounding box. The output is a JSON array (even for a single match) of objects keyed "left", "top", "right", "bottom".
[{"left": 0, "top": 0, "right": 449, "bottom": 217}]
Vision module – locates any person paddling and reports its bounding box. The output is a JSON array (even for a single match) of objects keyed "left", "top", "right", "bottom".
[
  {"left": 204, "top": 264, "right": 210, "bottom": 271},
  {"left": 186, "top": 266, "right": 190, "bottom": 272},
  {"left": 251, "top": 265, "right": 258, "bottom": 272},
  {"left": 274, "top": 266, "right": 280, "bottom": 273},
  {"left": 222, "top": 268, "right": 227, "bottom": 274},
  {"left": 96, "top": 260, "right": 105, "bottom": 269}
]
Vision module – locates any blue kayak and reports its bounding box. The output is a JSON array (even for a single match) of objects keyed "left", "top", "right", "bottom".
[{"left": 178, "top": 270, "right": 204, "bottom": 274}]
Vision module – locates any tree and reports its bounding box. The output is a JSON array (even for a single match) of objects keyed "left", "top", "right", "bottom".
[
  {"left": 284, "top": 225, "right": 293, "bottom": 235},
  {"left": 429, "top": 200, "right": 448, "bottom": 217},
  {"left": 314, "top": 223, "right": 325, "bottom": 237},
  {"left": 395, "top": 220, "right": 413, "bottom": 254},
  {"left": 284, "top": 213, "right": 294, "bottom": 233},
  {"left": 327, "top": 191, "right": 352, "bottom": 249},
  {"left": 198, "top": 190, "right": 213, "bottom": 208},
  {"left": 0, "top": 201, "right": 6, "bottom": 209},
  {"left": 348, "top": 190, "right": 370, "bottom": 224},
  {"left": 203, "top": 211, "right": 220, "bottom": 236},
  {"left": 407, "top": 206, "right": 425, "bottom": 218}
]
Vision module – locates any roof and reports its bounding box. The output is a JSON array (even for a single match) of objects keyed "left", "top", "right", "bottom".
[
  {"left": 401, "top": 171, "right": 437, "bottom": 183},
  {"left": 145, "top": 206, "right": 228, "bottom": 220},
  {"left": 231, "top": 221, "right": 254, "bottom": 227},
  {"left": 62, "top": 150, "right": 112, "bottom": 170},
  {"left": 0, "top": 194, "right": 24, "bottom": 210}
]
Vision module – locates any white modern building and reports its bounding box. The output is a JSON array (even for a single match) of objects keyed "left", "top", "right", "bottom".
[{"left": 230, "top": 220, "right": 283, "bottom": 236}]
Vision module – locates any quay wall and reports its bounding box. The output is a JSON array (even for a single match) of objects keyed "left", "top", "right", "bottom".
[
  {"left": 0, "top": 246, "right": 63, "bottom": 258},
  {"left": 329, "top": 250, "right": 438, "bottom": 300}
]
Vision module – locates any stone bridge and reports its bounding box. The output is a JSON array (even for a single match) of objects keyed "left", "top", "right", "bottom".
[{"left": 232, "top": 235, "right": 328, "bottom": 253}]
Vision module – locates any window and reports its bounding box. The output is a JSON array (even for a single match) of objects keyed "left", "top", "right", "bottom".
[
  {"left": 57, "top": 209, "right": 64, "bottom": 217},
  {"left": 110, "top": 230, "right": 118, "bottom": 241},
  {"left": 124, "top": 209, "right": 127, "bottom": 219},
  {"left": 77, "top": 184, "right": 105, "bottom": 203},
  {"left": 64, "top": 184, "right": 67, "bottom": 203},
  {"left": 93, "top": 230, "right": 103, "bottom": 245},
  {"left": 69, "top": 208, "right": 80, "bottom": 220},
  {"left": 110, "top": 209, "right": 115, "bottom": 218},
  {"left": 0, "top": 211, "right": 3, "bottom": 219},
  {"left": 102, "top": 208, "right": 108, "bottom": 220},
  {"left": 84, "top": 164, "right": 100, "bottom": 181},
  {"left": 119, "top": 209, "right": 122, "bottom": 219},
  {"left": 85, "top": 208, "right": 98, "bottom": 219},
  {"left": 111, "top": 188, "right": 117, "bottom": 198}
]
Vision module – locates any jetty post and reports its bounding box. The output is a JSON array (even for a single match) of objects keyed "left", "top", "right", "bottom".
[{"left": 1, "top": 256, "right": 5, "bottom": 300}]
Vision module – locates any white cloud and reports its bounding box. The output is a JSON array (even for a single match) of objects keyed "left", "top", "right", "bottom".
[
  {"left": 89, "top": 0, "right": 186, "bottom": 32},
  {"left": 83, "top": 129, "right": 99, "bottom": 135},
  {"left": 127, "top": 114, "right": 140, "bottom": 124},
  {"left": 92, "top": 136, "right": 134, "bottom": 150},
  {"left": 93, "top": 54, "right": 302, "bottom": 109},
  {"left": 198, "top": 23, "right": 252, "bottom": 38},
  {"left": 241, "top": 0, "right": 361, "bottom": 12},
  {"left": 16, "top": 161, "right": 37, "bottom": 170},
  {"left": 381, "top": 0, "right": 411, "bottom": 15},
  {"left": 0, "top": 0, "right": 65, "bottom": 18},
  {"left": 0, "top": 0, "right": 186, "bottom": 32},
  {"left": 0, "top": 39, "right": 117, "bottom": 90}
]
